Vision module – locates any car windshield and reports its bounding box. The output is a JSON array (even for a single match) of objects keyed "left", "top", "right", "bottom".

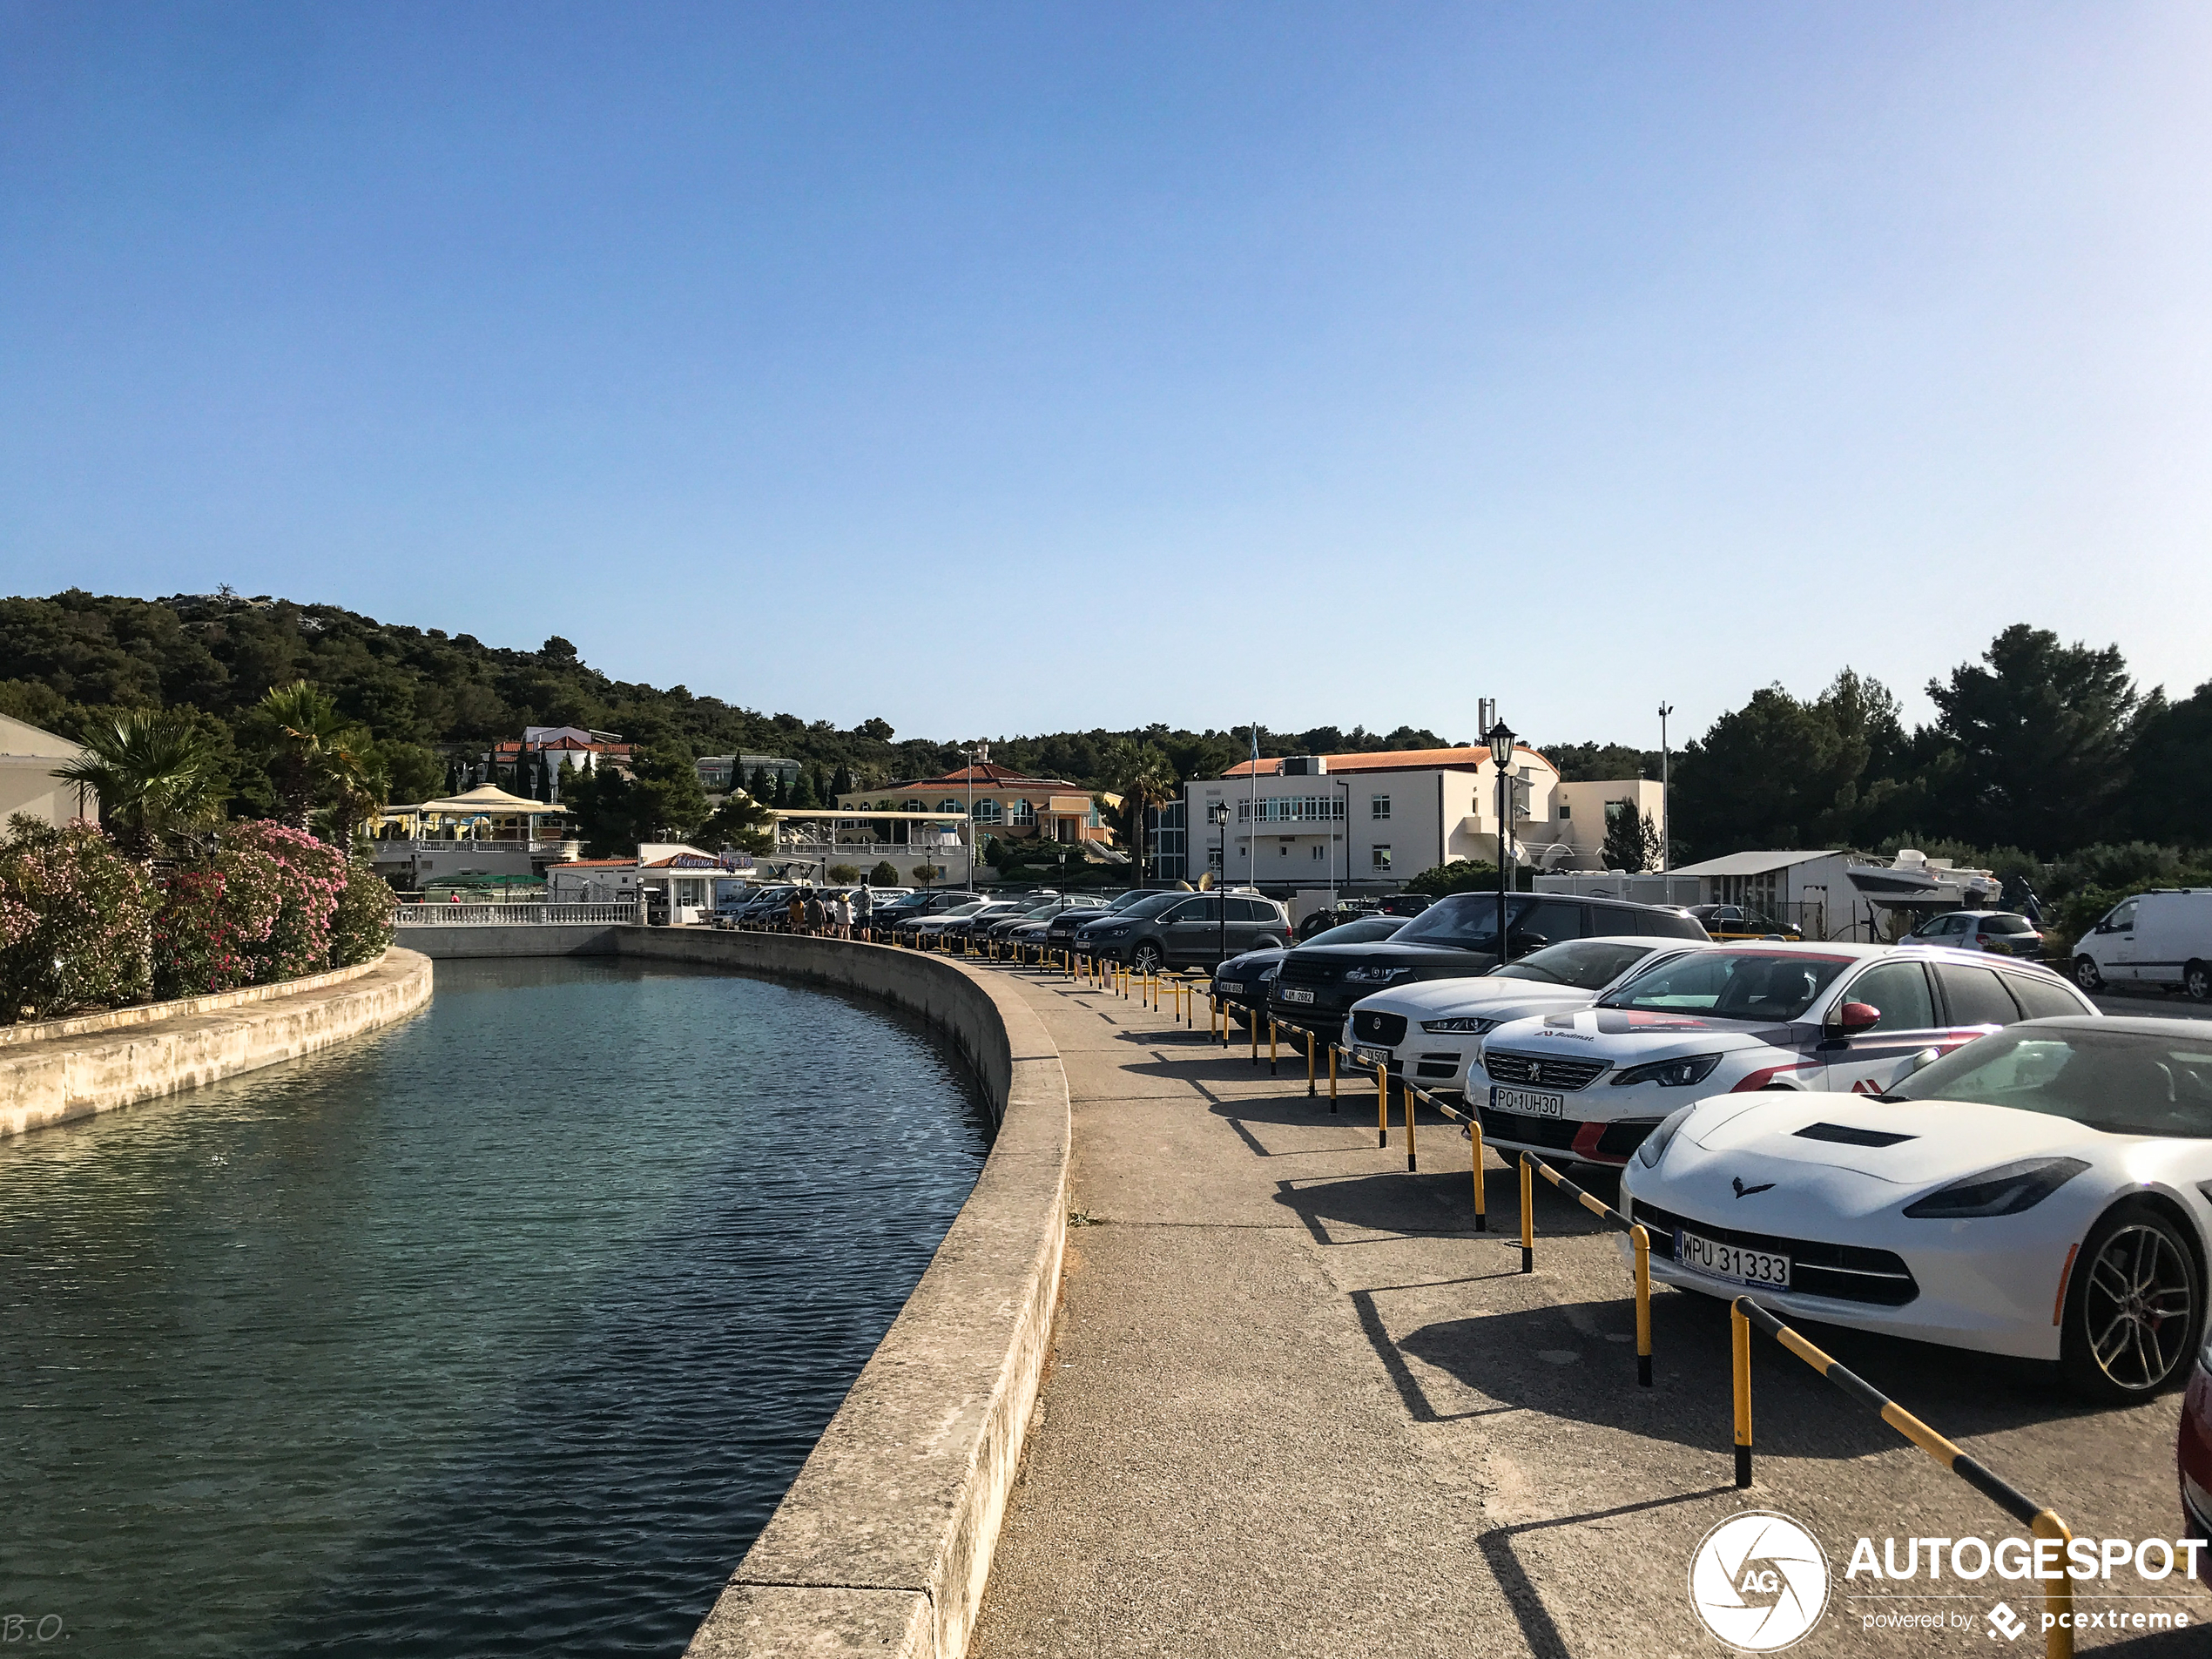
[
  {"left": 1111, "top": 892, "right": 1185, "bottom": 919},
  {"left": 1106, "top": 891, "right": 1157, "bottom": 913},
  {"left": 1599, "top": 949, "right": 1849, "bottom": 1021},
  {"left": 1888, "top": 1027, "right": 2212, "bottom": 1137},
  {"left": 1389, "top": 893, "right": 1530, "bottom": 950},
  {"left": 1308, "top": 918, "right": 1403, "bottom": 946},
  {"left": 1494, "top": 940, "right": 1656, "bottom": 991}
]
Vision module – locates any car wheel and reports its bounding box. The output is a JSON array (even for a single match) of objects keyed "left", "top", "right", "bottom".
[
  {"left": 2073, "top": 955, "right": 2104, "bottom": 993},
  {"left": 2060, "top": 1201, "right": 2202, "bottom": 1404},
  {"left": 2187, "top": 961, "right": 2211, "bottom": 1001},
  {"left": 1133, "top": 942, "right": 1164, "bottom": 972}
]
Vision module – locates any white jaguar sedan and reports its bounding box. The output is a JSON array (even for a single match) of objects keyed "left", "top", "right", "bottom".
[
  {"left": 1622, "top": 1017, "right": 2212, "bottom": 1403},
  {"left": 1340, "top": 937, "right": 1710, "bottom": 1093}
]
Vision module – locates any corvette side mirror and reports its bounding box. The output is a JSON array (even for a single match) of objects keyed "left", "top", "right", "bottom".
[{"left": 1897, "top": 1045, "right": 1941, "bottom": 1080}]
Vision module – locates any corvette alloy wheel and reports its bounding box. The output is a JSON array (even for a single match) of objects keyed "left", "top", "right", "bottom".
[{"left": 2065, "top": 1207, "right": 2198, "bottom": 1400}]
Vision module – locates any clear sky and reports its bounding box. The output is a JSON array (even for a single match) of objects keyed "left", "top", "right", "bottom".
[{"left": 4, "top": 3, "right": 2209, "bottom": 749}]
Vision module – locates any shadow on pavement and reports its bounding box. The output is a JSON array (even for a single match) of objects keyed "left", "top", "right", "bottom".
[
  {"left": 1270, "top": 1165, "right": 1615, "bottom": 1240},
  {"left": 1394, "top": 1291, "right": 2111, "bottom": 1459}
]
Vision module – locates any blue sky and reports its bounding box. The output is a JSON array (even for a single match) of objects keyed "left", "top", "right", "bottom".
[{"left": 4, "top": 3, "right": 2209, "bottom": 749}]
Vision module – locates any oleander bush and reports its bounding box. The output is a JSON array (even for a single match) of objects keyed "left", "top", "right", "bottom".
[
  {"left": 0, "top": 814, "right": 399, "bottom": 1022},
  {"left": 0, "top": 815, "right": 156, "bottom": 1022}
]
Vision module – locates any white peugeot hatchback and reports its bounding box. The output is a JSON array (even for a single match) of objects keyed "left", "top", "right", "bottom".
[{"left": 1470, "top": 942, "right": 2096, "bottom": 1167}]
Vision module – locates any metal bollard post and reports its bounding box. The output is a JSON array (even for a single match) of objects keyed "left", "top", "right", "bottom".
[
  {"left": 1632, "top": 1224, "right": 1652, "bottom": 1387},
  {"left": 1306, "top": 1030, "right": 1316, "bottom": 1097},
  {"left": 1376, "top": 1061, "right": 1388, "bottom": 1149},
  {"left": 1328, "top": 1045, "right": 1339, "bottom": 1110},
  {"left": 1519, "top": 1155, "right": 1534, "bottom": 1272},
  {"left": 1251, "top": 1010, "right": 1259, "bottom": 1065},
  {"left": 1404, "top": 1079, "right": 1417, "bottom": 1172},
  {"left": 1269, "top": 1021, "right": 1278, "bottom": 1075},
  {"left": 1731, "top": 1300, "right": 1754, "bottom": 1488},
  {"left": 2033, "top": 1514, "right": 2075, "bottom": 1659},
  {"left": 1469, "top": 1116, "right": 1487, "bottom": 1231}
]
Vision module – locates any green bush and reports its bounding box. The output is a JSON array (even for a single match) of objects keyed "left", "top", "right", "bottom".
[
  {"left": 331, "top": 860, "right": 398, "bottom": 967},
  {"left": 869, "top": 860, "right": 900, "bottom": 887},
  {"left": 0, "top": 816, "right": 156, "bottom": 1022},
  {"left": 150, "top": 846, "right": 283, "bottom": 1000}
]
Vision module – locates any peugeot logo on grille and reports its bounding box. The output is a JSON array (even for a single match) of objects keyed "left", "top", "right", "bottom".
[
  {"left": 1525, "top": 1062, "right": 1543, "bottom": 1085},
  {"left": 1731, "top": 1177, "right": 1776, "bottom": 1199}
]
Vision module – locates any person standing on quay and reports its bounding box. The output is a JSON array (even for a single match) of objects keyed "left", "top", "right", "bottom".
[
  {"left": 856, "top": 884, "right": 874, "bottom": 940},
  {"left": 786, "top": 892, "right": 805, "bottom": 933},
  {"left": 804, "top": 891, "right": 826, "bottom": 935},
  {"left": 833, "top": 891, "right": 853, "bottom": 939}
]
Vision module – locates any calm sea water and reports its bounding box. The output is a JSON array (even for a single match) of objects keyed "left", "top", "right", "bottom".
[{"left": 0, "top": 958, "right": 990, "bottom": 1657}]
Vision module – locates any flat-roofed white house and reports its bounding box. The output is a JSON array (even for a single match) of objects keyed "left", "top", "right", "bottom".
[
  {"left": 0, "top": 714, "right": 88, "bottom": 828},
  {"left": 1187, "top": 746, "right": 1660, "bottom": 894}
]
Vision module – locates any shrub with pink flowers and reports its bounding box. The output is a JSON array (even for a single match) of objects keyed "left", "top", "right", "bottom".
[
  {"left": 1, "top": 815, "right": 399, "bottom": 1022},
  {"left": 220, "top": 819, "right": 348, "bottom": 984},
  {"left": 0, "top": 814, "right": 156, "bottom": 1022}
]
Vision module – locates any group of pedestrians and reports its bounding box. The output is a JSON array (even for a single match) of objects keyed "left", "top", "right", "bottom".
[{"left": 781, "top": 886, "right": 872, "bottom": 939}]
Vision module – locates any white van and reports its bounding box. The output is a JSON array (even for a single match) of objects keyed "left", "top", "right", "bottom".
[{"left": 2071, "top": 889, "right": 2212, "bottom": 1000}]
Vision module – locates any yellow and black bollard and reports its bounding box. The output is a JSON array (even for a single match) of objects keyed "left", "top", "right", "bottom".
[
  {"left": 1632, "top": 1224, "right": 1652, "bottom": 1386},
  {"left": 1403, "top": 1077, "right": 1417, "bottom": 1172},
  {"left": 1376, "top": 1060, "right": 1388, "bottom": 1149},
  {"left": 1327, "top": 1044, "right": 1339, "bottom": 1111},
  {"left": 1519, "top": 1155, "right": 1534, "bottom": 1273},
  {"left": 1468, "top": 1116, "right": 1487, "bottom": 1231},
  {"left": 1731, "top": 1300, "right": 1753, "bottom": 1488},
  {"left": 1305, "top": 1030, "right": 1316, "bottom": 1097},
  {"left": 1269, "top": 1021, "right": 1278, "bottom": 1076}
]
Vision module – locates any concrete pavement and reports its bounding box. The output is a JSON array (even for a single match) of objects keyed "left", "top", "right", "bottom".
[{"left": 967, "top": 962, "right": 2208, "bottom": 1658}]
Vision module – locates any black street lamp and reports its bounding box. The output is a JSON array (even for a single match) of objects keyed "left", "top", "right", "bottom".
[{"left": 1487, "top": 720, "right": 1517, "bottom": 962}]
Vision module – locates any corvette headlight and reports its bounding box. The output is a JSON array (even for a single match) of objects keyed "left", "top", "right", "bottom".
[
  {"left": 1901, "top": 1157, "right": 2090, "bottom": 1218},
  {"left": 1344, "top": 965, "right": 1412, "bottom": 984},
  {"left": 1612, "top": 1053, "right": 1724, "bottom": 1089},
  {"left": 1635, "top": 1104, "right": 1696, "bottom": 1170},
  {"left": 1421, "top": 1015, "right": 1500, "bottom": 1035}
]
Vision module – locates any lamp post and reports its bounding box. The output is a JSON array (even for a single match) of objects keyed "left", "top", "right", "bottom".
[
  {"left": 1656, "top": 703, "right": 1673, "bottom": 879},
  {"left": 1487, "top": 720, "right": 1517, "bottom": 962},
  {"left": 1332, "top": 775, "right": 1351, "bottom": 908},
  {"left": 1214, "top": 801, "right": 1229, "bottom": 966}
]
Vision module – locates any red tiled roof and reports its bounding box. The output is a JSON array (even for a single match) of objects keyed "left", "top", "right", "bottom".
[
  {"left": 1222, "top": 744, "right": 1554, "bottom": 779},
  {"left": 895, "top": 762, "right": 1077, "bottom": 790},
  {"left": 552, "top": 857, "right": 636, "bottom": 868}
]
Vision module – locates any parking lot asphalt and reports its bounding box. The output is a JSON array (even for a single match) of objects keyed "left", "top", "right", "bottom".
[{"left": 966, "top": 963, "right": 2209, "bottom": 1658}]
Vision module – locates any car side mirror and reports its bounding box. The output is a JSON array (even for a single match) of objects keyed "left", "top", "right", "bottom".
[
  {"left": 1832, "top": 1001, "right": 1881, "bottom": 1034},
  {"left": 1897, "top": 1045, "right": 1941, "bottom": 1081}
]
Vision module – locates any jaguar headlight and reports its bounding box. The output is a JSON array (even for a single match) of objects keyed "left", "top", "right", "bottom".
[
  {"left": 1420, "top": 1015, "right": 1499, "bottom": 1035},
  {"left": 1901, "top": 1157, "right": 2090, "bottom": 1219},
  {"left": 1612, "top": 1053, "right": 1723, "bottom": 1089}
]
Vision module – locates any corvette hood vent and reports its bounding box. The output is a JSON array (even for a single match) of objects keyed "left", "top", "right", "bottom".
[{"left": 1793, "top": 1123, "right": 1918, "bottom": 1149}]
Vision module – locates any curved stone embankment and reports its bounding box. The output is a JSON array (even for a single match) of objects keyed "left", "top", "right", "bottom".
[
  {"left": 613, "top": 930, "right": 1071, "bottom": 1659},
  {"left": 0, "top": 947, "right": 434, "bottom": 1139}
]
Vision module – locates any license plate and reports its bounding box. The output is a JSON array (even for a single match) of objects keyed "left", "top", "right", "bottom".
[
  {"left": 1491, "top": 1086, "right": 1566, "bottom": 1119},
  {"left": 1676, "top": 1229, "right": 1791, "bottom": 1289},
  {"left": 1218, "top": 981, "right": 1245, "bottom": 995},
  {"left": 1355, "top": 1045, "right": 1393, "bottom": 1066},
  {"left": 1279, "top": 987, "right": 1315, "bottom": 1004}
]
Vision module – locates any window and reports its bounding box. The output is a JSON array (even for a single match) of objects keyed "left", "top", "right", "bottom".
[
  {"left": 1838, "top": 961, "right": 1937, "bottom": 1031},
  {"left": 1372, "top": 845, "right": 1393, "bottom": 871},
  {"left": 2104, "top": 899, "right": 2140, "bottom": 933},
  {"left": 1165, "top": 898, "right": 1219, "bottom": 923},
  {"left": 1230, "top": 898, "right": 1272, "bottom": 921},
  {"left": 1371, "top": 794, "right": 1392, "bottom": 819},
  {"left": 973, "top": 799, "right": 1001, "bottom": 825},
  {"left": 2006, "top": 974, "right": 2087, "bottom": 1021},
  {"left": 936, "top": 799, "right": 959, "bottom": 814},
  {"left": 1008, "top": 798, "right": 1035, "bottom": 826},
  {"left": 1515, "top": 900, "right": 1586, "bottom": 948},
  {"left": 1936, "top": 963, "right": 2022, "bottom": 1027},
  {"left": 1559, "top": 802, "right": 1572, "bottom": 820},
  {"left": 1311, "top": 844, "right": 1325, "bottom": 860},
  {"left": 1207, "top": 845, "right": 1224, "bottom": 871},
  {"left": 1236, "top": 796, "right": 1345, "bottom": 822},
  {"left": 1278, "top": 843, "right": 1290, "bottom": 857}
]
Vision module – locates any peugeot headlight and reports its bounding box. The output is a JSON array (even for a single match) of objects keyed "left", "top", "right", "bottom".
[
  {"left": 1344, "top": 965, "right": 1412, "bottom": 985},
  {"left": 1611, "top": 1053, "right": 1724, "bottom": 1089},
  {"left": 1635, "top": 1104, "right": 1696, "bottom": 1170},
  {"left": 1420, "top": 1015, "right": 1499, "bottom": 1035},
  {"left": 1901, "top": 1157, "right": 2090, "bottom": 1218}
]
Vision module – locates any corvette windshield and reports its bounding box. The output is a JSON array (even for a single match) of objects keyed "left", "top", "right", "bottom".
[
  {"left": 1391, "top": 894, "right": 1528, "bottom": 949},
  {"left": 1890, "top": 1028, "right": 2212, "bottom": 1138},
  {"left": 1598, "top": 950, "right": 1846, "bottom": 1022},
  {"left": 1493, "top": 941, "right": 1653, "bottom": 991}
]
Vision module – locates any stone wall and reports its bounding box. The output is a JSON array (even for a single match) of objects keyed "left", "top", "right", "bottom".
[{"left": 0, "top": 948, "right": 435, "bottom": 1139}]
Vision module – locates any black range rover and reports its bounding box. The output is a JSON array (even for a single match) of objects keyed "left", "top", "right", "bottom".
[{"left": 1264, "top": 891, "right": 1707, "bottom": 1037}]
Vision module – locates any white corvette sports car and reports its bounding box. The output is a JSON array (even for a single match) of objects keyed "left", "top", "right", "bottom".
[{"left": 1621, "top": 1016, "right": 2212, "bottom": 1402}]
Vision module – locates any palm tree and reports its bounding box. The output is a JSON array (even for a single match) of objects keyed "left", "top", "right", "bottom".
[
  {"left": 54, "top": 708, "right": 226, "bottom": 860},
  {"left": 255, "top": 681, "right": 376, "bottom": 834},
  {"left": 1103, "top": 741, "right": 1179, "bottom": 888}
]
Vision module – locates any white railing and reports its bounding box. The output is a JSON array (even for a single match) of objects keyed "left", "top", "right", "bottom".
[
  {"left": 371, "top": 837, "right": 576, "bottom": 854},
  {"left": 395, "top": 902, "right": 638, "bottom": 926}
]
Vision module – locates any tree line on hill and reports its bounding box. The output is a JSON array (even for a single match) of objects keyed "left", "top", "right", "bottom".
[{"left": 2, "top": 593, "right": 2206, "bottom": 883}]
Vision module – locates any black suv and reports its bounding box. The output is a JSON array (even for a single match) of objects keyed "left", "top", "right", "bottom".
[
  {"left": 1076, "top": 891, "right": 1291, "bottom": 969},
  {"left": 1264, "top": 891, "right": 1708, "bottom": 1036}
]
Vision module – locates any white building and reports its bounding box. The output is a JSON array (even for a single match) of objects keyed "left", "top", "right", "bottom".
[
  {"left": 1536, "top": 848, "right": 2002, "bottom": 941},
  {"left": 0, "top": 714, "right": 87, "bottom": 828},
  {"left": 1186, "top": 746, "right": 1660, "bottom": 894}
]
